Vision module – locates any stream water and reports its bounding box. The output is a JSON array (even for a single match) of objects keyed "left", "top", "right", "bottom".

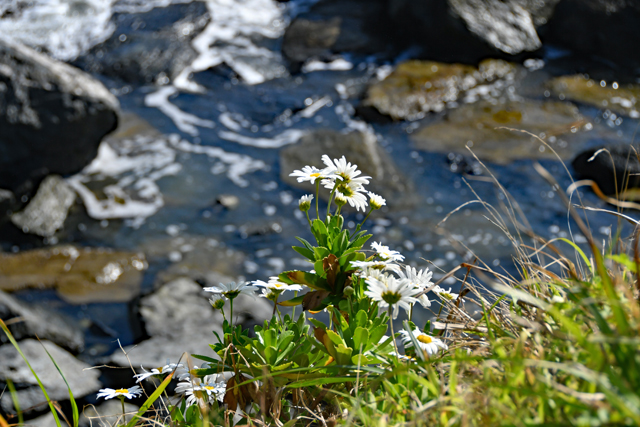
[{"left": 1, "top": 0, "right": 638, "bottom": 360}]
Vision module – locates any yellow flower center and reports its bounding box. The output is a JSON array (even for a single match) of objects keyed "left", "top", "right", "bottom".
[
  {"left": 381, "top": 291, "right": 401, "bottom": 305},
  {"left": 157, "top": 367, "right": 165, "bottom": 373},
  {"left": 441, "top": 292, "right": 453, "bottom": 300},
  {"left": 115, "top": 388, "right": 129, "bottom": 394},
  {"left": 417, "top": 334, "right": 432, "bottom": 344},
  {"left": 204, "top": 386, "right": 217, "bottom": 391},
  {"left": 310, "top": 172, "right": 321, "bottom": 177}
]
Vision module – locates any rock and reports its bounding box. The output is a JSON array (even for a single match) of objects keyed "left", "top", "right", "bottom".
[
  {"left": 363, "top": 59, "right": 518, "bottom": 121},
  {"left": 0, "top": 290, "right": 84, "bottom": 353},
  {"left": 29, "top": 400, "right": 139, "bottom": 427},
  {"left": 282, "top": 0, "right": 390, "bottom": 68},
  {"left": 10, "top": 175, "right": 76, "bottom": 237},
  {"left": 75, "top": 2, "right": 210, "bottom": 84},
  {"left": 0, "top": 339, "right": 101, "bottom": 413},
  {"left": 0, "top": 246, "right": 147, "bottom": 304},
  {"left": 142, "top": 236, "right": 245, "bottom": 286},
  {"left": 0, "top": 37, "right": 119, "bottom": 205},
  {"left": 543, "top": 0, "right": 640, "bottom": 73},
  {"left": 572, "top": 145, "right": 640, "bottom": 196},
  {"left": 548, "top": 75, "right": 640, "bottom": 119},
  {"left": 411, "top": 99, "right": 589, "bottom": 163},
  {"left": 216, "top": 194, "right": 240, "bottom": 210},
  {"left": 280, "top": 129, "right": 415, "bottom": 209},
  {"left": 447, "top": 0, "right": 558, "bottom": 55},
  {"left": 111, "top": 278, "right": 271, "bottom": 367}
]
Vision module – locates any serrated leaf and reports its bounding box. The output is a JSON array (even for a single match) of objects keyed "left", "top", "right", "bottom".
[
  {"left": 293, "top": 246, "right": 315, "bottom": 261},
  {"left": 354, "top": 327, "right": 369, "bottom": 353},
  {"left": 278, "top": 294, "right": 305, "bottom": 306},
  {"left": 303, "top": 290, "right": 330, "bottom": 311}
]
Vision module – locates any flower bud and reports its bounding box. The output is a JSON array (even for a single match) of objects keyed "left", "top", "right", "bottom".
[
  {"left": 343, "top": 286, "right": 355, "bottom": 297},
  {"left": 334, "top": 193, "right": 347, "bottom": 208},
  {"left": 210, "top": 297, "right": 225, "bottom": 310},
  {"left": 299, "top": 194, "right": 313, "bottom": 212},
  {"left": 368, "top": 192, "right": 386, "bottom": 210}
]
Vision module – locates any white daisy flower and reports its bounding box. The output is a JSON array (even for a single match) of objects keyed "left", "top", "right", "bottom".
[
  {"left": 298, "top": 194, "right": 313, "bottom": 211},
  {"left": 364, "top": 276, "right": 417, "bottom": 319},
  {"left": 434, "top": 286, "right": 459, "bottom": 301},
  {"left": 334, "top": 181, "right": 368, "bottom": 212},
  {"left": 97, "top": 386, "right": 143, "bottom": 400},
  {"left": 175, "top": 375, "right": 227, "bottom": 407},
  {"left": 399, "top": 328, "right": 448, "bottom": 358},
  {"left": 321, "top": 155, "right": 371, "bottom": 188},
  {"left": 350, "top": 259, "right": 401, "bottom": 273},
  {"left": 371, "top": 242, "right": 405, "bottom": 262},
  {"left": 397, "top": 266, "right": 434, "bottom": 308},
  {"left": 290, "top": 166, "right": 340, "bottom": 184},
  {"left": 253, "top": 277, "right": 303, "bottom": 292},
  {"left": 134, "top": 361, "right": 184, "bottom": 383},
  {"left": 368, "top": 192, "right": 386, "bottom": 210},
  {"left": 203, "top": 281, "right": 257, "bottom": 300}
]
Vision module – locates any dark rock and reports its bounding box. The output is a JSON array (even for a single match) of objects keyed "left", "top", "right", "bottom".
[
  {"left": 0, "top": 246, "right": 147, "bottom": 304},
  {"left": 75, "top": 2, "right": 210, "bottom": 84},
  {"left": 0, "top": 37, "right": 119, "bottom": 205},
  {"left": 0, "top": 290, "right": 84, "bottom": 353},
  {"left": 280, "top": 129, "right": 415, "bottom": 209},
  {"left": 0, "top": 339, "right": 101, "bottom": 414},
  {"left": 543, "top": 0, "right": 640, "bottom": 74},
  {"left": 572, "top": 144, "right": 640, "bottom": 196},
  {"left": 282, "top": 0, "right": 391, "bottom": 68},
  {"left": 10, "top": 175, "right": 76, "bottom": 237}
]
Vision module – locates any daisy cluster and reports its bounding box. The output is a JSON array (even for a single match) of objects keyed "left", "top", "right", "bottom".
[
  {"left": 291, "top": 154, "right": 385, "bottom": 212},
  {"left": 354, "top": 241, "right": 460, "bottom": 319}
]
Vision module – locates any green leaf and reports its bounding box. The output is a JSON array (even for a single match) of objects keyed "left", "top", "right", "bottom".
[
  {"left": 334, "top": 343, "right": 354, "bottom": 366},
  {"left": 356, "top": 310, "right": 368, "bottom": 328},
  {"left": 279, "top": 270, "right": 329, "bottom": 291},
  {"left": 369, "top": 324, "right": 388, "bottom": 346},
  {"left": 191, "top": 354, "right": 218, "bottom": 364},
  {"left": 353, "top": 327, "right": 369, "bottom": 354},
  {"left": 293, "top": 246, "right": 315, "bottom": 261},
  {"left": 311, "top": 219, "right": 328, "bottom": 246},
  {"left": 38, "top": 339, "right": 79, "bottom": 427}
]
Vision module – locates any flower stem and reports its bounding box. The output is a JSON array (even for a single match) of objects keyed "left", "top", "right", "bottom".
[
  {"left": 120, "top": 396, "right": 126, "bottom": 424},
  {"left": 229, "top": 297, "right": 234, "bottom": 326},
  {"left": 326, "top": 186, "right": 337, "bottom": 219},
  {"left": 388, "top": 306, "right": 400, "bottom": 358},
  {"left": 291, "top": 291, "right": 297, "bottom": 319},
  {"left": 315, "top": 180, "right": 320, "bottom": 220},
  {"left": 272, "top": 294, "right": 278, "bottom": 318},
  {"left": 353, "top": 209, "right": 373, "bottom": 237},
  {"left": 305, "top": 211, "right": 312, "bottom": 228},
  {"left": 409, "top": 303, "right": 414, "bottom": 322}
]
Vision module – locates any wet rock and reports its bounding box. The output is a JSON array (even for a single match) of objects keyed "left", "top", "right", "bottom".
[
  {"left": 411, "top": 100, "right": 589, "bottom": 163},
  {"left": 543, "top": 1, "right": 640, "bottom": 73},
  {"left": 572, "top": 145, "right": 640, "bottom": 196},
  {"left": 447, "top": 0, "right": 558, "bottom": 55},
  {"left": 0, "top": 339, "right": 101, "bottom": 413},
  {"left": 549, "top": 75, "right": 640, "bottom": 119},
  {"left": 30, "top": 400, "right": 139, "bottom": 427},
  {"left": 111, "top": 278, "right": 271, "bottom": 367},
  {"left": 282, "top": 0, "right": 390, "bottom": 68},
  {"left": 0, "top": 246, "right": 147, "bottom": 304},
  {"left": 363, "top": 59, "right": 517, "bottom": 121},
  {"left": 280, "top": 129, "right": 415, "bottom": 209},
  {"left": 0, "top": 37, "right": 119, "bottom": 206},
  {"left": 143, "top": 236, "right": 245, "bottom": 286},
  {"left": 0, "top": 290, "right": 84, "bottom": 353},
  {"left": 216, "top": 194, "right": 240, "bottom": 210},
  {"left": 10, "top": 175, "right": 76, "bottom": 237},
  {"left": 75, "top": 2, "right": 210, "bottom": 84}
]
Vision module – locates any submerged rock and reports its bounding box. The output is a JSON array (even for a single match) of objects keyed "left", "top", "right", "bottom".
[
  {"left": 0, "top": 290, "right": 84, "bottom": 353},
  {"left": 75, "top": 2, "right": 210, "bottom": 84},
  {"left": 0, "top": 339, "right": 101, "bottom": 414},
  {"left": 10, "top": 175, "right": 76, "bottom": 237},
  {"left": 111, "top": 278, "right": 271, "bottom": 368},
  {"left": 0, "top": 246, "right": 147, "bottom": 304},
  {"left": 0, "top": 37, "right": 118, "bottom": 206},
  {"left": 549, "top": 75, "right": 640, "bottom": 119},
  {"left": 280, "top": 129, "right": 415, "bottom": 209},
  {"left": 412, "top": 100, "right": 589, "bottom": 163},
  {"left": 572, "top": 145, "right": 640, "bottom": 196},
  {"left": 363, "top": 59, "right": 517, "bottom": 121}
]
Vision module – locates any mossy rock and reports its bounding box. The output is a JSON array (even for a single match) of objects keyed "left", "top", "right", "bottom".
[
  {"left": 363, "top": 59, "right": 517, "bottom": 121},
  {"left": 412, "top": 100, "right": 590, "bottom": 163},
  {"left": 549, "top": 75, "right": 640, "bottom": 118},
  {"left": 0, "top": 246, "right": 146, "bottom": 304}
]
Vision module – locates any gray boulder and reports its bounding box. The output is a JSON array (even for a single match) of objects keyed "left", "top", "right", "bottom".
[
  {"left": 11, "top": 175, "right": 76, "bottom": 237},
  {"left": 0, "top": 290, "right": 84, "bottom": 353},
  {"left": 0, "top": 340, "right": 101, "bottom": 413},
  {"left": 75, "top": 2, "right": 210, "bottom": 84},
  {"left": 28, "top": 400, "right": 139, "bottom": 427},
  {"left": 280, "top": 129, "right": 415, "bottom": 209},
  {"left": 0, "top": 37, "right": 118, "bottom": 207}
]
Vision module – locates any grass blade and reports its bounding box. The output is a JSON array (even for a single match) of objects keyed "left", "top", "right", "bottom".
[
  {"left": 125, "top": 370, "right": 175, "bottom": 427},
  {"left": 5, "top": 379, "right": 23, "bottom": 426},
  {"left": 0, "top": 319, "right": 62, "bottom": 427},
  {"left": 37, "top": 338, "right": 79, "bottom": 427}
]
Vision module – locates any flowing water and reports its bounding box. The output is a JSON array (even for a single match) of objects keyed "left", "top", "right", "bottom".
[{"left": 1, "top": 0, "right": 638, "bottom": 359}]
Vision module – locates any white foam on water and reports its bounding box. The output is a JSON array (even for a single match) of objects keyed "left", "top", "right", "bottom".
[
  {"left": 113, "top": 0, "right": 194, "bottom": 13},
  {"left": 219, "top": 112, "right": 244, "bottom": 131},
  {"left": 67, "top": 135, "right": 182, "bottom": 223},
  {"left": 168, "top": 136, "right": 266, "bottom": 187},
  {"left": 302, "top": 58, "right": 353, "bottom": 73},
  {"left": 298, "top": 96, "right": 331, "bottom": 118},
  {"left": 0, "top": 0, "right": 115, "bottom": 61},
  {"left": 218, "top": 129, "right": 306, "bottom": 148},
  {"left": 145, "top": 86, "right": 215, "bottom": 136}
]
